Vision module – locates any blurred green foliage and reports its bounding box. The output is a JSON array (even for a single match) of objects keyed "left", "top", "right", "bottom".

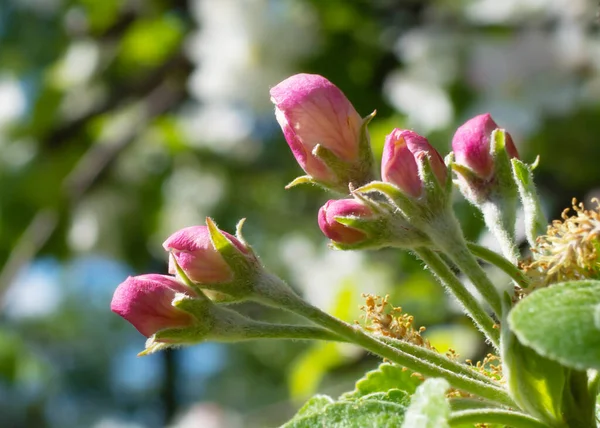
[{"left": 1, "top": 0, "right": 599, "bottom": 427}]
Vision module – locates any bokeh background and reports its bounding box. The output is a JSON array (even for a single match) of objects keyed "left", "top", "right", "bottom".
[{"left": 1, "top": 0, "right": 599, "bottom": 426}]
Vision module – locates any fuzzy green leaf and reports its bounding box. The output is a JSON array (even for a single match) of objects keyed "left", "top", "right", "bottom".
[
  {"left": 293, "top": 395, "right": 334, "bottom": 419},
  {"left": 283, "top": 394, "right": 407, "bottom": 428},
  {"left": 402, "top": 378, "right": 450, "bottom": 428},
  {"left": 341, "top": 362, "right": 422, "bottom": 400},
  {"left": 508, "top": 280, "right": 600, "bottom": 371},
  {"left": 358, "top": 389, "right": 412, "bottom": 406}
]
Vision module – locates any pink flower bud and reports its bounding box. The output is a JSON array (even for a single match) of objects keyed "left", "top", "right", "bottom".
[
  {"left": 163, "top": 226, "right": 247, "bottom": 284},
  {"left": 452, "top": 113, "right": 519, "bottom": 178},
  {"left": 381, "top": 129, "right": 447, "bottom": 197},
  {"left": 111, "top": 274, "right": 197, "bottom": 338},
  {"left": 318, "top": 199, "right": 373, "bottom": 244},
  {"left": 270, "top": 73, "right": 363, "bottom": 182}
]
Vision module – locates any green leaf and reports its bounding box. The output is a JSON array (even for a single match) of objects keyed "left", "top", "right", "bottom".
[
  {"left": 501, "top": 327, "right": 566, "bottom": 424},
  {"left": 358, "top": 389, "right": 411, "bottom": 406},
  {"left": 293, "top": 395, "right": 334, "bottom": 419},
  {"left": 341, "top": 363, "right": 422, "bottom": 400},
  {"left": 284, "top": 395, "right": 407, "bottom": 428},
  {"left": 508, "top": 280, "right": 600, "bottom": 371},
  {"left": 402, "top": 378, "right": 450, "bottom": 428},
  {"left": 80, "top": 0, "right": 121, "bottom": 33},
  {"left": 117, "top": 16, "right": 184, "bottom": 70}
]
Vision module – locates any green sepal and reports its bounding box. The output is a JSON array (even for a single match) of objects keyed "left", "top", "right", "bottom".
[
  {"left": 451, "top": 163, "right": 480, "bottom": 186},
  {"left": 206, "top": 217, "right": 253, "bottom": 275},
  {"left": 449, "top": 155, "right": 490, "bottom": 203},
  {"left": 355, "top": 180, "right": 406, "bottom": 201},
  {"left": 355, "top": 181, "right": 418, "bottom": 218},
  {"left": 333, "top": 215, "right": 385, "bottom": 237},
  {"left": 286, "top": 174, "right": 345, "bottom": 195},
  {"left": 285, "top": 175, "right": 317, "bottom": 190},
  {"left": 489, "top": 129, "right": 518, "bottom": 241},
  {"left": 331, "top": 214, "right": 429, "bottom": 251},
  {"left": 172, "top": 293, "right": 213, "bottom": 320},
  {"left": 356, "top": 109, "right": 376, "bottom": 183},
  {"left": 172, "top": 255, "right": 245, "bottom": 302},
  {"left": 138, "top": 339, "right": 171, "bottom": 356},
  {"left": 235, "top": 218, "right": 249, "bottom": 247},
  {"left": 415, "top": 152, "right": 451, "bottom": 214},
  {"left": 140, "top": 320, "right": 215, "bottom": 356},
  {"left": 170, "top": 255, "right": 210, "bottom": 300},
  {"left": 306, "top": 111, "right": 376, "bottom": 195},
  {"left": 512, "top": 157, "right": 547, "bottom": 247},
  {"left": 313, "top": 144, "right": 351, "bottom": 178},
  {"left": 350, "top": 188, "right": 389, "bottom": 216},
  {"left": 490, "top": 129, "right": 517, "bottom": 189}
]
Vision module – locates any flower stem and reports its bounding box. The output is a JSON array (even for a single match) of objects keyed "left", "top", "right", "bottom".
[
  {"left": 426, "top": 214, "right": 503, "bottom": 316},
  {"left": 258, "top": 283, "right": 515, "bottom": 407},
  {"left": 238, "top": 321, "right": 348, "bottom": 342},
  {"left": 415, "top": 247, "right": 500, "bottom": 350},
  {"left": 380, "top": 336, "right": 498, "bottom": 386},
  {"left": 480, "top": 199, "right": 520, "bottom": 263},
  {"left": 448, "top": 409, "right": 548, "bottom": 428},
  {"left": 467, "top": 242, "right": 530, "bottom": 289}
]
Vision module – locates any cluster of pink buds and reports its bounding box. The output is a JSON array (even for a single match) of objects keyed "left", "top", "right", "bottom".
[
  {"left": 111, "top": 222, "right": 259, "bottom": 353},
  {"left": 270, "top": 73, "right": 519, "bottom": 252},
  {"left": 113, "top": 73, "right": 521, "bottom": 354}
]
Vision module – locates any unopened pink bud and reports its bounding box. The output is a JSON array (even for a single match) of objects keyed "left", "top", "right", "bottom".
[
  {"left": 318, "top": 199, "right": 373, "bottom": 244},
  {"left": 381, "top": 129, "right": 447, "bottom": 197},
  {"left": 270, "top": 73, "right": 363, "bottom": 182},
  {"left": 111, "top": 274, "right": 197, "bottom": 338},
  {"left": 163, "top": 226, "right": 247, "bottom": 284},
  {"left": 452, "top": 113, "right": 519, "bottom": 178}
]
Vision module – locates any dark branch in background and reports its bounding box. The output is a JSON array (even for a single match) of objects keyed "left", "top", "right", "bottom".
[
  {"left": 44, "top": 54, "right": 191, "bottom": 150},
  {"left": 0, "top": 73, "right": 188, "bottom": 302},
  {"left": 63, "top": 79, "right": 186, "bottom": 200}
]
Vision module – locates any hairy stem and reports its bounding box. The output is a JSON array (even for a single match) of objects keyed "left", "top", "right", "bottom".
[
  {"left": 236, "top": 322, "right": 348, "bottom": 342},
  {"left": 380, "top": 336, "right": 499, "bottom": 386},
  {"left": 415, "top": 247, "right": 500, "bottom": 350},
  {"left": 257, "top": 283, "right": 515, "bottom": 408},
  {"left": 480, "top": 199, "right": 520, "bottom": 263},
  {"left": 449, "top": 409, "right": 549, "bottom": 428},
  {"left": 467, "top": 242, "right": 530, "bottom": 289},
  {"left": 426, "top": 214, "right": 503, "bottom": 317}
]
